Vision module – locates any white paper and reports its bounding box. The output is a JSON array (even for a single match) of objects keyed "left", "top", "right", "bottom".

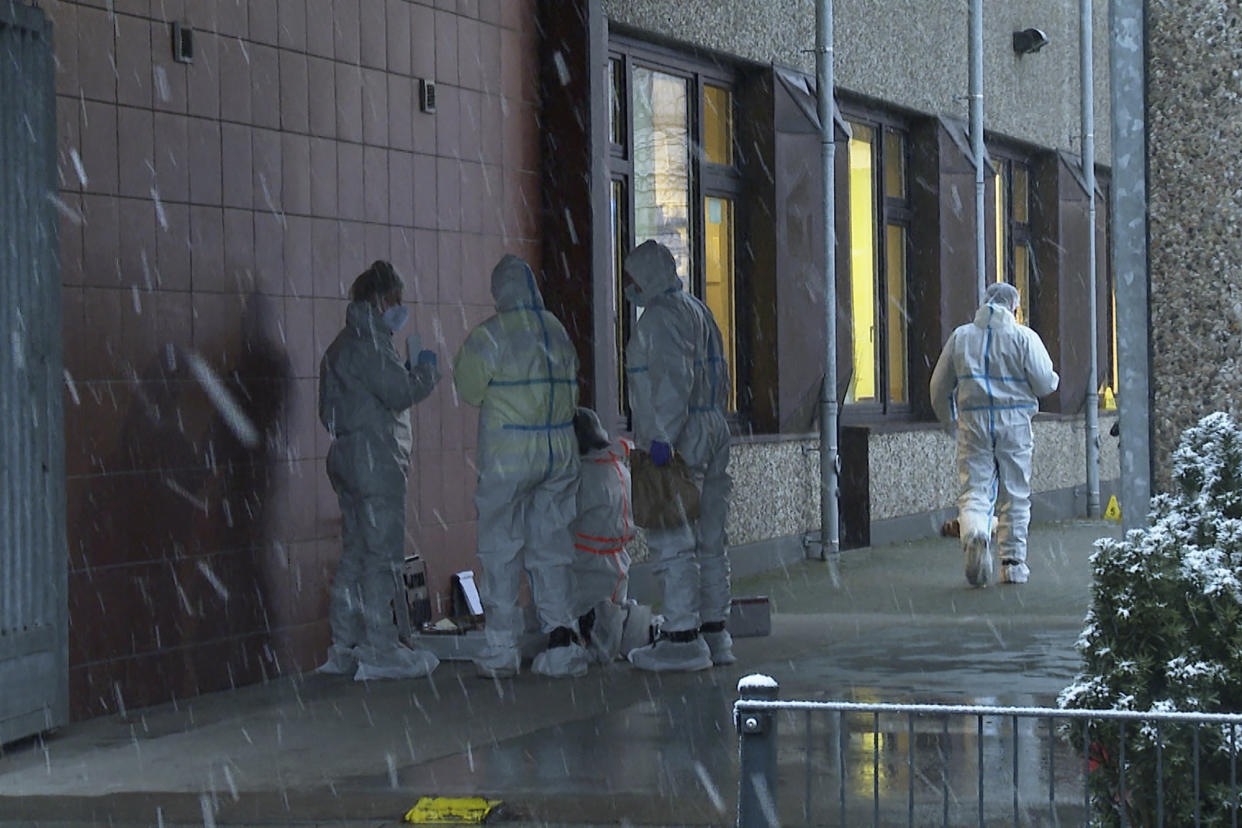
[
  {"left": 405, "top": 334, "right": 422, "bottom": 362},
  {"left": 455, "top": 570, "right": 484, "bottom": 616}
]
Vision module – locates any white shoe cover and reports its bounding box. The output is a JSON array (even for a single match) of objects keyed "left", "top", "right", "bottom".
[
  {"left": 316, "top": 645, "right": 358, "bottom": 676},
  {"left": 585, "top": 603, "right": 626, "bottom": 664},
  {"left": 964, "top": 531, "right": 993, "bottom": 587},
  {"left": 619, "top": 602, "right": 654, "bottom": 657},
  {"left": 531, "top": 643, "right": 590, "bottom": 678},
  {"left": 353, "top": 645, "right": 439, "bottom": 680},
  {"left": 1001, "top": 561, "right": 1030, "bottom": 584},
  {"left": 628, "top": 636, "right": 712, "bottom": 672},
  {"left": 702, "top": 629, "right": 736, "bottom": 665},
  {"left": 475, "top": 647, "right": 521, "bottom": 679}
]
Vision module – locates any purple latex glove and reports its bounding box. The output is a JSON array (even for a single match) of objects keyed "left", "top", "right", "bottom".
[
  {"left": 650, "top": 440, "right": 673, "bottom": 467},
  {"left": 416, "top": 349, "right": 438, "bottom": 368}
]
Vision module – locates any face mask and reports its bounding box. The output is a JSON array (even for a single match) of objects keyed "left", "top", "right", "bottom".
[
  {"left": 624, "top": 285, "right": 646, "bottom": 307},
  {"left": 382, "top": 305, "right": 409, "bottom": 333}
]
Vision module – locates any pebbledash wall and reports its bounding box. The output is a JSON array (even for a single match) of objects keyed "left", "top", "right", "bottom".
[
  {"left": 603, "top": 0, "right": 1121, "bottom": 577},
  {"left": 48, "top": 0, "right": 539, "bottom": 719},
  {"left": 1147, "top": 2, "right": 1242, "bottom": 488},
  {"left": 696, "top": 417, "right": 1120, "bottom": 580}
]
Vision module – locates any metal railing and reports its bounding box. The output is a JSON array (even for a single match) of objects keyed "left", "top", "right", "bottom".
[{"left": 734, "top": 675, "right": 1242, "bottom": 828}]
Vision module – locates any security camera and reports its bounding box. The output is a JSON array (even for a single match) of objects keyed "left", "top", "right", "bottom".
[{"left": 1012, "top": 28, "right": 1049, "bottom": 55}]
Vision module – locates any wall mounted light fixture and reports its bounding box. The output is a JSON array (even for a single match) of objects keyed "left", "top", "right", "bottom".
[
  {"left": 171, "top": 21, "right": 194, "bottom": 64},
  {"left": 1012, "top": 28, "right": 1049, "bottom": 55}
]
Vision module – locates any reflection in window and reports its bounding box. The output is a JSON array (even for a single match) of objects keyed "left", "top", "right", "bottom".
[
  {"left": 847, "top": 124, "right": 877, "bottom": 403},
  {"left": 704, "top": 196, "right": 736, "bottom": 410},
  {"left": 703, "top": 84, "right": 732, "bottom": 166},
  {"left": 609, "top": 59, "right": 624, "bottom": 146},
  {"left": 611, "top": 179, "right": 626, "bottom": 403},
  {"left": 632, "top": 67, "right": 691, "bottom": 286}
]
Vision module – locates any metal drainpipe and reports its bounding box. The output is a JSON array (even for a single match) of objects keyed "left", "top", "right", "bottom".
[
  {"left": 970, "top": 0, "right": 985, "bottom": 303},
  {"left": 1110, "top": 0, "right": 1152, "bottom": 530},
  {"left": 1082, "top": 0, "right": 1101, "bottom": 518},
  {"left": 816, "top": 0, "right": 840, "bottom": 557}
]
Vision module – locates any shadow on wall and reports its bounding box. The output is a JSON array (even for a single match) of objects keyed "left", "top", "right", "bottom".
[{"left": 70, "top": 293, "right": 294, "bottom": 719}]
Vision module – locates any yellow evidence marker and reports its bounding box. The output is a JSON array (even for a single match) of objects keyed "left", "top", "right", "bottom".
[{"left": 403, "top": 797, "right": 503, "bottom": 824}]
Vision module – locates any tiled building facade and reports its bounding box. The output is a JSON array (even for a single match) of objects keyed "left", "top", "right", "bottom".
[{"left": 47, "top": 0, "right": 535, "bottom": 719}]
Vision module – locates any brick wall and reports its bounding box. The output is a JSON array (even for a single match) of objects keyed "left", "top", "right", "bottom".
[{"left": 45, "top": 0, "right": 540, "bottom": 719}]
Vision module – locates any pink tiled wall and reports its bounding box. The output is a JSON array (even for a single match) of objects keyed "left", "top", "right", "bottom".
[{"left": 46, "top": 0, "right": 541, "bottom": 720}]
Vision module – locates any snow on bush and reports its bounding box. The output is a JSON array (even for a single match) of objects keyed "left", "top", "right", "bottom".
[{"left": 1059, "top": 412, "right": 1242, "bottom": 825}]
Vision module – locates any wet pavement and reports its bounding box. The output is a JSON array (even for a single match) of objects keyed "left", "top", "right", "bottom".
[{"left": 0, "top": 520, "right": 1118, "bottom": 826}]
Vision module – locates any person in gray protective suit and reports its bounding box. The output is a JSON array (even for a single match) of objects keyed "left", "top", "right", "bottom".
[
  {"left": 318, "top": 261, "right": 442, "bottom": 680},
  {"left": 453, "top": 254, "right": 591, "bottom": 680},
  {"left": 622, "top": 240, "right": 735, "bottom": 672},
  {"left": 570, "top": 407, "right": 634, "bottom": 664},
  {"left": 929, "top": 281, "right": 1059, "bottom": 587}
]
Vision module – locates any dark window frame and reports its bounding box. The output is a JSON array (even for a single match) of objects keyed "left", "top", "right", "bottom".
[{"left": 838, "top": 100, "right": 914, "bottom": 424}]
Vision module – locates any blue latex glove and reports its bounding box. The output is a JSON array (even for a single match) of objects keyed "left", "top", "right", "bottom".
[
  {"left": 416, "top": 349, "right": 438, "bottom": 368},
  {"left": 650, "top": 440, "right": 673, "bottom": 467}
]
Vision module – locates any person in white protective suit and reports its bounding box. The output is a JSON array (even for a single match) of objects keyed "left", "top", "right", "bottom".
[
  {"left": 929, "top": 281, "right": 1059, "bottom": 587},
  {"left": 317, "top": 260, "right": 442, "bottom": 680},
  {"left": 570, "top": 407, "right": 634, "bottom": 664},
  {"left": 453, "top": 254, "right": 590, "bottom": 679},
  {"left": 622, "top": 240, "right": 735, "bottom": 672}
]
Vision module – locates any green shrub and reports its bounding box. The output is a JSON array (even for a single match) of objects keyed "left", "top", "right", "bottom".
[{"left": 1059, "top": 411, "right": 1242, "bottom": 826}]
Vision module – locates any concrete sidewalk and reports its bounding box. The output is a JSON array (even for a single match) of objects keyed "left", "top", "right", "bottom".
[{"left": 0, "top": 520, "right": 1118, "bottom": 826}]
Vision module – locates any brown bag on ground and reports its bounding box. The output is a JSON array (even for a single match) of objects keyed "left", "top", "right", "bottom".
[{"left": 631, "top": 449, "right": 701, "bottom": 530}]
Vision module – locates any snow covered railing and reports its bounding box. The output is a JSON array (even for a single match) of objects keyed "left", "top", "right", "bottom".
[
  {"left": 735, "top": 698, "right": 1242, "bottom": 725},
  {"left": 734, "top": 675, "right": 1242, "bottom": 828}
]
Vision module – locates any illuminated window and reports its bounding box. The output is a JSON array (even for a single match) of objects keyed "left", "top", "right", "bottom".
[
  {"left": 705, "top": 196, "right": 736, "bottom": 410},
  {"left": 845, "top": 119, "right": 910, "bottom": 411},
  {"left": 885, "top": 224, "right": 908, "bottom": 405},
  {"left": 610, "top": 43, "right": 741, "bottom": 414},
  {"left": 1101, "top": 179, "right": 1118, "bottom": 407},
  {"left": 847, "top": 124, "right": 877, "bottom": 403},
  {"left": 703, "top": 84, "right": 732, "bottom": 166}
]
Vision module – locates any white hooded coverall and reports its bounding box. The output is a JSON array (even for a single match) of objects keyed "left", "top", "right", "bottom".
[
  {"left": 319, "top": 300, "right": 439, "bottom": 674},
  {"left": 571, "top": 439, "right": 633, "bottom": 661},
  {"left": 453, "top": 255, "right": 582, "bottom": 674},
  {"left": 624, "top": 241, "right": 733, "bottom": 635},
  {"left": 571, "top": 439, "right": 633, "bottom": 611},
  {"left": 929, "top": 301, "right": 1059, "bottom": 568}
]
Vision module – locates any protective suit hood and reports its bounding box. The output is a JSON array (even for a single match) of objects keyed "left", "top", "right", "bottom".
[
  {"left": 973, "top": 303, "right": 1016, "bottom": 330},
  {"left": 624, "top": 240, "right": 681, "bottom": 303},
  {"left": 491, "top": 255, "right": 544, "bottom": 312},
  {"left": 345, "top": 299, "right": 385, "bottom": 335},
  {"left": 574, "top": 407, "right": 611, "bottom": 454}
]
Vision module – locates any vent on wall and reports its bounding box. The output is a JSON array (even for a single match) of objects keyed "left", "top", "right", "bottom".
[
  {"left": 172, "top": 21, "right": 194, "bottom": 64},
  {"left": 419, "top": 78, "right": 436, "bottom": 113}
]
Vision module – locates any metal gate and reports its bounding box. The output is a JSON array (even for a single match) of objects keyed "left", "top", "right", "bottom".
[
  {"left": 0, "top": 1, "right": 67, "bottom": 745},
  {"left": 735, "top": 677, "right": 1242, "bottom": 827}
]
